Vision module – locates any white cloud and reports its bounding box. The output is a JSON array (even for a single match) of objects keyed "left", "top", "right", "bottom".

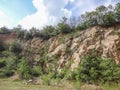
[
  {"left": 19, "top": 0, "right": 72, "bottom": 29},
  {"left": 70, "top": 0, "right": 74, "bottom": 2},
  {"left": 70, "top": 0, "right": 119, "bottom": 16},
  {"left": 0, "top": 10, "right": 15, "bottom": 28},
  {"left": 18, "top": 0, "right": 120, "bottom": 29}
]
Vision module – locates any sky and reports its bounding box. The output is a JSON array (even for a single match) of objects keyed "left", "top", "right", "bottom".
[{"left": 0, "top": 0, "right": 120, "bottom": 29}]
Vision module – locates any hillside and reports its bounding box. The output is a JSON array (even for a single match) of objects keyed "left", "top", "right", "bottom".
[
  {"left": 0, "top": 24, "right": 119, "bottom": 72},
  {"left": 0, "top": 3, "right": 120, "bottom": 89},
  {"left": 21, "top": 25, "right": 120, "bottom": 70}
]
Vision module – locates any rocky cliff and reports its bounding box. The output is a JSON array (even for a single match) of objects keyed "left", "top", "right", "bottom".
[
  {"left": 20, "top": 25, "right": 120, "bottom": 71},
  {"left": 1, "top": 25, "right": 120, "bottom": 71}
]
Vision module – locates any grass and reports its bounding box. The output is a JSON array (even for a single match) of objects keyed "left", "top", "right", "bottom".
[
  {"left": 0, "top": 78, "right": 120, "bottom": 90},
  {"left": 101, "top": 83, "right": 120, "bottom": 90},
  {"left": 0, "top": 78, "right": 74, "bottom": 90},
  {"left": 0, "top": 79, "right": 59, "bottom": 90}
]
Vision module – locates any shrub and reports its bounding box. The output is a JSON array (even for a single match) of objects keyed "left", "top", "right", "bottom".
[
  {"left": 56, "top": 68, "right": 67, "bottom": 79},
  {"left": 75, "top": 52, "right": 120, "bottom": 84},
  {"left": 100, "top": 58, "right": 120, "bottom": 82},
  {"left": 17, "top": 58, "right": 32, "bottom": 79},
  {"left": 0, "top": 59, "right": 6, "bottom": 68},
  {"left": 31, "top": 66, "right": 42, "bottom": 77},
  {"left": 75, "top": 52, "right": 101, "bottom": 83},
  {"left": 0, "top": 42, "right": 5, "bottom": 51},
  {"left": 49, "top": 72, "right": 56, "bottom": 79},
  {"left": 0, "top": 68, "right": 14, "bottom": 78},
  {"left": 0, "top": 56, "right": 18, "bottom": 78},
  {"left": 41, "top": 75, "right": 51, "bottom": 85},
  {"left": 8, "top": 41, "right": 22, "bottom": 54}
]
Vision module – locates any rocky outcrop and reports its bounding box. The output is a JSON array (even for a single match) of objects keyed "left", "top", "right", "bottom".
[{"left": 21, "top": 25, "right": 120, "bottom": 71}]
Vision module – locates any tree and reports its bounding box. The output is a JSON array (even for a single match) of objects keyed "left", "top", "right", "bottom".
[
  {"left": 57, "top": 17, "right": 73, "bottom": 34},
  {"left": 0, "top": 26, "right": 10, "bottom": 34},
  {"left": 96, "top": 5, "right": 107, "bottom": 25},
  {"left": 39, "top": 25, "right": 56, "bottom": 40},
  {"left": 102, "top": 11, "right": 115, "bottom": 26},
  {"left": 115, "top": 3, "right": 120, "bottom": 22},
  {"left": 75, "top": 52, "right": 101, "bottom": 83},
  {"left": 12, "top": 25, "right": 22, "bottom": 38}
]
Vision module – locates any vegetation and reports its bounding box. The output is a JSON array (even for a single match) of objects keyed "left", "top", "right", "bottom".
[
  {"left": 74, "top": 52, "right": 120, "bottom": 84},
  {"left": 0, "top": 3, "right": 120, "bottom": 89},
  {"left": 0, "top": 3, "right": 119, "bottom": 40}
]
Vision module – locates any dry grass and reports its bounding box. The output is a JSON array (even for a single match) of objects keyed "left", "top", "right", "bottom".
[
  {"left": 0, "top": 79, "right": 75, "bottom": 90},
  {"left": 0, "top": 79, "right": 120, "bottom": 90}
]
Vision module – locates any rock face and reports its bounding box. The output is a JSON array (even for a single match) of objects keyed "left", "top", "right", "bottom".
[
  {"left": 21, "top": 26, "right": 120, "bottom": 71},
  {"left": 0, "top": 32, "right": 16, "bottom": 44},
  {"left": 3, "top": 26, "right": 119, "bottom": 71}
]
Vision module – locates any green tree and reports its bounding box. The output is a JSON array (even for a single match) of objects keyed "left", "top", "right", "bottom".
[
  {"left": 96, "top": 5, "right": 107, "bottom": 25},
  {"left": 0, "top": 26, "right": 10, "bottom": 34},
  {"left": 57, "top": 17, "right": 73, "bottom": 34},
  {"left": 115, "top": 3, "right": 120, "bottom": 22},
  {"left": 75, "top": 52, "right": 101, "bottom": 83},
  {"left": 39, "top": 25, "right": 56, "bottom": 39}
]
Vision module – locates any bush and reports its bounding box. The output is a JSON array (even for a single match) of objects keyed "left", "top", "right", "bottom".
[
  {"left": 74, "top": 52, "right": 120, "bottom": 84},
  {"left": 0, "top": 59, "right": 6, "bottom": 68},
  {"left": 49, "top": 72, "right": 56, "bottom": 79},
  {"left": 17, "top": 58, "right": 32, "bottom": 79},
  {"left": 100, "top": 58, "right": 120, "bottom": 82},
  {"left": 56, "top": 68, "right": 67, "bottom": 79},
  {"left": 41, "top": 75, "right": 51, "bottom": 85},
  {"left": 0, "top": 56, "right": 18, "bottom": 78},
  {"left": 8, "top": 41, "right": 22, "bottom": 54},
  {"left": 31, "top": 66, "right": 42, "bottom": 77},
  {"left": 0, "top": 42, "right": 5, "bottom": 51},
  {"left": 0, "top": 68, "right": 14, "bottom": 78}
]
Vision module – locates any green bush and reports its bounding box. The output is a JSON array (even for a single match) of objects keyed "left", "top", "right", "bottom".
[
  {"left": 17, "top": 57, "right": 32, "bottom": 79},
  {"left": 41, "top": 75, "right": 51, "bottom": 85},
  {"left": 100, "top": 58, "right": 120, "bottom": 82},
  {"left": 0, "top": 56, "right": 18, "bottom": 78},
  {"left": 31, "top": 66, "right": 42, "bottom": 77},
  {"left": 8, "top": 41, "right": 22, "bottom": 54},
  {"left": 65, "top": 70, "right": 76, "bottom": 80},
  {"left": 74, "top": 52, "right": 120, "bottom": 84},
  {"left": 0, "top": 68, "right": 14, "bottom": 78},
  {"left": 0, "top": 59, "right": 6, "bottom": 68},
  {"left": 0, "top": 42, "right": 5, "bottom": 51},
  {"left": 49, "top": 72, "right": 56, "bottom": 79},
  {"left": 56, "top": 68, "right": 67, "bottom": 79}
]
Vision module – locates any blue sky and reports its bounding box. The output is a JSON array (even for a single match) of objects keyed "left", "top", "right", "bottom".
[
  {"left": 0, "top": 0, "right": 120, "bottom": 29},
  {"left": 0, "top": 0, "right": 36, "bottom": 21}
]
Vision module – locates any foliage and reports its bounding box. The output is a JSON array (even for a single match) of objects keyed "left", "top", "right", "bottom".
[
  {"left": 31, "top": 66, "right": 42, "bottom": 77},
  {"left": 115, "top": 3, "right": 120, "bottom": 22},
  {"left": 1, "top": 3, "right": 119, "bottom": 40},
  {"left": 17, "top": 57, "right": 32, "bottom": 79},
  {"left": 100, "top": 58, "right": 120, "bottom": 82},
  {"left": 0, "top": 56, "right": 18, "bottom": 78},
  {"left": 74, "top": 52, "right": 120, "bottom": 84},
  {"left": 8, "top": 41, "right": 22, "bottom": 54},
  {"left": 41, "top": 75, "right": 51, "bottom": 85},
  {"left": 0, "top": 59, "right": 6, "bottom": 68},
  {"left": 0, "top": 42, "right": 5, "bottom": 51},
  {"left": 57, "top": 17, "right": 73, "bottom": 34},
  {"left": 0, "top": 27, "right": 11, "bottom": 34},
  {"left": 39, "top": 25, "right": 57, "bottom": 40},
  {"left": 57, "top": 68, "right": 68, "bottom": 79},
  {"left": 0, "top": 68, "right": 14, "bottom": 78}
]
